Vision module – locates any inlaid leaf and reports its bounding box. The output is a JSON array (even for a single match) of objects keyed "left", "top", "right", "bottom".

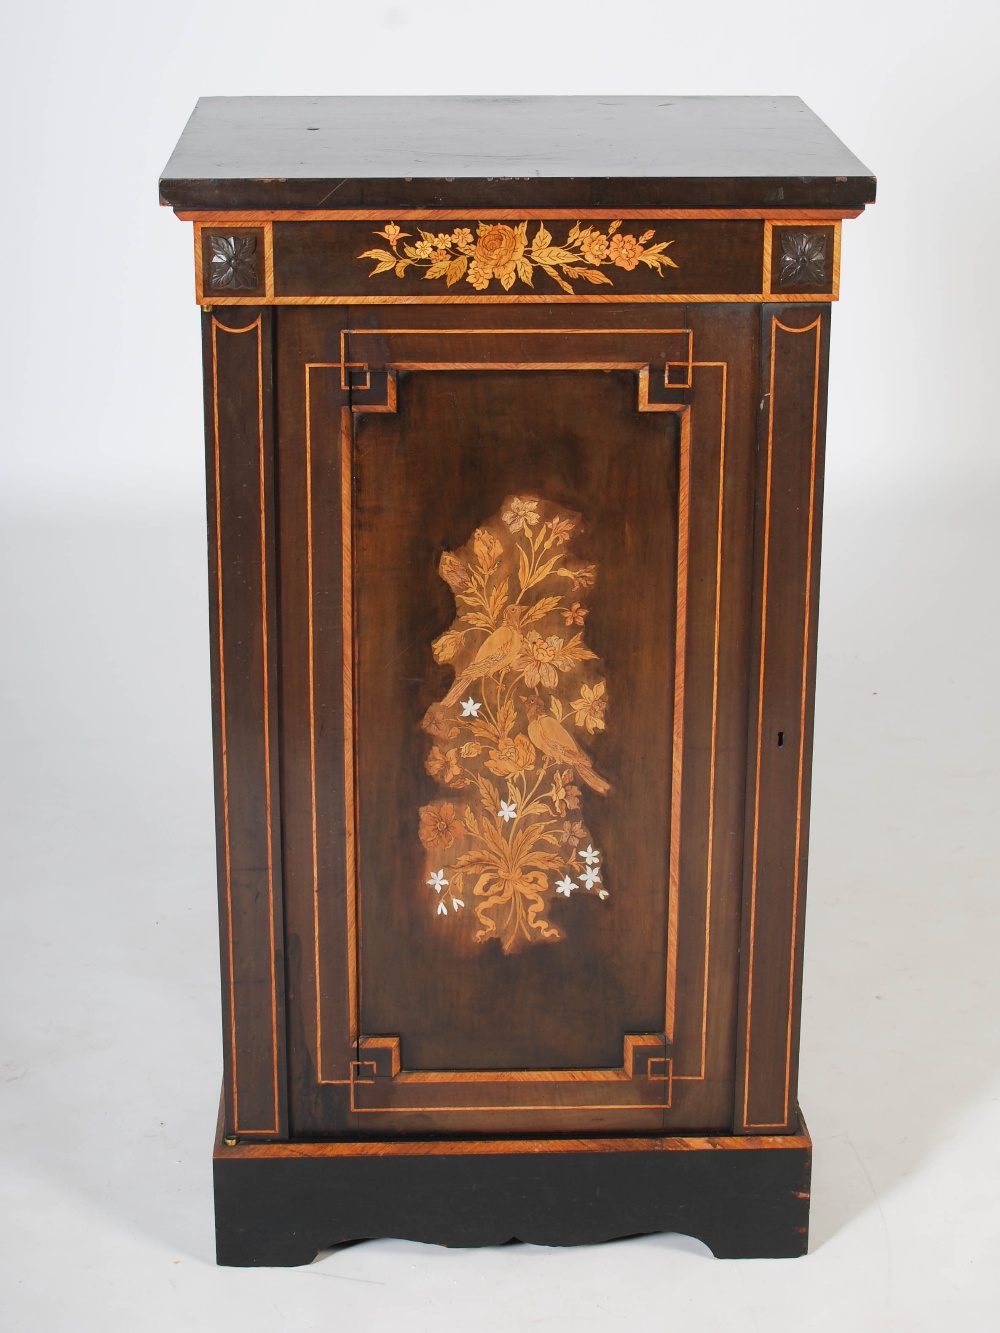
[
  {"left": 523, "top": 851, "right": 565, "bottom": 871},
  {"left": 516, "top": 543, "right": 532, "bottom": 595},
  {"left": 446, "top": 255, "right": 468, "bottom": 286},
  {"left": 555, "top": 632, "right": 598, "bottom": 664},
  {"left": 520, "top": 594, "right": 562, "bottom": 626},
  {"left": 475, "top": 775, "right": 502, "bottom": 816},
  {"left": 532, "top": 222, "right": 552, "bottom": 250},
  {"left": 541, "top": 264, "right": 574, "bottom": 294},
  {"left": 561, "top": 266, "right": 613, "bottom": 285},
  {"left": 358, "top": 248, "right": 398, "bottom": 275},
  {"left": 454, "top": 848, "right": 494, "bottom": 870},
  {"left": 464, "top": 611, "right": 498, "bottom": 631},
  {"left": 639, "top": 251, "right": 679, "bottom": 271},
  {"left": 495, "top": 700, "right": 516, "bottom": 737},
  {"left": 470, "top": 716, "right": 500, "bottom": 741},
  {"left": 522, "top": 553, "right": 563, "bottom": 590},
  {"left": 487, "top": 579, "right": 510, "bottom": 618},
  {"left": 530, "top": 246, "right": 578, "bottom": 267},
  {"left": 521, "top": 800, "right": 551, "bottom": 820}
]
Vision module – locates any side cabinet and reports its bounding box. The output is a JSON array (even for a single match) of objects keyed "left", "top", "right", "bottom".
[{"left": 161, "top": 94, "right": 874, "bottom": 1265}]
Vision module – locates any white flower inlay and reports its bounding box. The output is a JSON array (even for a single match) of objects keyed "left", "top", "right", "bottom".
[
  {"left": 499, "top": 800, "right": 517, "bottom": 823},
  {"left": 579, "top": 845, "right": 601, "bottom": 867},
  {"left": 555, "top": 875, "right": 575, "bottom": 897},
  {"left": 451, "top": 896, "right": 465, "bottom": 910},
  {"left": 460, "top": 697, "right": 482, "bottom": 718},
  {"left": 579, "top": 865, "right": 602, "bottom": 890},
  {"left": 427, "top": 870, "right": 449, "bottom": 892},
  {"left": 597, "top": 889, "right": 609, "bottom": 900},
  {"left": 436, "top": 899, "right": 448, "bottom": 915}
]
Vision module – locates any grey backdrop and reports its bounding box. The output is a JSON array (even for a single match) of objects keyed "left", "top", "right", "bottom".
[{"left": 2, "top": 1, "right": 998, "bottom": 1328}]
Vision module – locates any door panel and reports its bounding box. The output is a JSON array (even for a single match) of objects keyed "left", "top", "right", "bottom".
[
  {"left": 278, "top": 307, "right": 757, "bottom": 1135},
  {"left": 356, "top": 366, "right": 678, "bottom": 1073}
]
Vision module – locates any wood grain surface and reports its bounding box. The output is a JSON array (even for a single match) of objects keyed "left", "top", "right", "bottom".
[
  {"left": 203, "top": 308, "right": 287, "bottom": 1140},
  {"left": 160, "top": 95, "right": 875, "bottom": 211},
  {"left": 269, "top": 304, "right": 762, "bottom": 1136},
  {"left": 734, "top": 305, "right": 830, "bottom": 1133}
]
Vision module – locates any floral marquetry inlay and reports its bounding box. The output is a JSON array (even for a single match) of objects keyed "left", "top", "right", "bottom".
[
  {"left": 778, "top": 231, "right": 827, "bottom": 287},
  {"left": 420, "top": 497, "right": 611, "bottom": 953},
  {"left": 360, "top": 220, "right": 678, "bottom": 294},
  {"left": 209, "top": 234, "right": 259, "bottom": 290}
]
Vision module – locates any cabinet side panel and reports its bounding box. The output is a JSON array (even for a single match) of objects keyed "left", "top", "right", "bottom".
[
  {"left": 203, "top": 308, "right": 288, "bottom": 1139},
  {"left": 735, "top": 304, "right": 829, "bottom": 1133}
]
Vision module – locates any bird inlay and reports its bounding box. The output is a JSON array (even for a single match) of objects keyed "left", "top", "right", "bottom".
[{"left": 420, "top": 495, "right": 611, "bottom": 952}]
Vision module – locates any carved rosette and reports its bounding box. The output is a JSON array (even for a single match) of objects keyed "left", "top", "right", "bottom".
[
  {"left": 778, "top": 231, "right": 827, "bottom": 287},
  {"left": 209, "top": 234, "right": 259, "bottom": 290}
]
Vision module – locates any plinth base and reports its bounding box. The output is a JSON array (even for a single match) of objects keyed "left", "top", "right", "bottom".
[{"left": 213, "top": 1110, "right": 811, "bottom": 1266}]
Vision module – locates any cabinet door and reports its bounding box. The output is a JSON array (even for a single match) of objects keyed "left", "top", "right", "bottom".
[{"left": 277, "top": 306, "right": 757, "bottom": 1135}]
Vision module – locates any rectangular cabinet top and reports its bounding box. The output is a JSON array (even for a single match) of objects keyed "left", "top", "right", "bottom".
[{"left": 159, "top": 95, "right": 875, "bottom": 212}]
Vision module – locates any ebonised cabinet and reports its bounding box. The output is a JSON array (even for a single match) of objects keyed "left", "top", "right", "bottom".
[{"left": 160, "top": 95, "right": 875, "bottom": 1264}]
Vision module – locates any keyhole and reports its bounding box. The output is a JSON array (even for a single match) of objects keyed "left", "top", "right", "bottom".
[{"left": 777, "top": 731, "right": 784, "bottom": 747}]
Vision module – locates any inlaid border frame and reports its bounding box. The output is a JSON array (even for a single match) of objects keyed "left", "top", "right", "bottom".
[
  {"left": 189, "top": 212, "right": 849, "bottom": 307},
  {"left": 301, "top": 329, "right": 733, "bottom": 1126},
  {"left": 762, "top": 221, "right": 841, "bottom": 301},
  {"left": 195, "top": 221, "right": 275, "bottom": 305},
  {"left": 203, "top": 307, "right": 287, "bottom": 1140},
  {"left": 734, "top": 305, "right": 829, "bottom": 1133}
]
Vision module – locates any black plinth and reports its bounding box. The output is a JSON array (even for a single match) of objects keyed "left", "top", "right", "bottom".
[{"left": 213, "top": 1114, "right": 812, "bottom": 1266}]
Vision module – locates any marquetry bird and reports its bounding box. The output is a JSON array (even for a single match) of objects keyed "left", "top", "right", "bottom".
[
  {"left": 524, "top": 694, "right": 611, "bottom": 795},
  {"left": 439, "top": 608, "right": 524, "bottom": 708}
]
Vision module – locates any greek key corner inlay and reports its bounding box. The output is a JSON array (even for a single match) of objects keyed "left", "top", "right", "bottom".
[
  {"left": 209, "top": 234, "right": 259, "bottom": 290},
  {"left": 778, "top": 232, "right": 827, "bottom": 288}
]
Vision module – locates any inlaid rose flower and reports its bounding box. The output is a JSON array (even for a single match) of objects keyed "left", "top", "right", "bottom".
[
  {"left": 580, "top": 230, "right": 610, "bottom": 264},
  {"left": 517, "top": 633, "right": 576, "bottom": 690},
  {"left": 608, "top": 232, "right": 644, "bottom": 271},
  {"left": 468, "top": 223, "right": 524, "bottom": 290},
  {"left": 485, "top": 734, "right": 537, "bottom": 778}
]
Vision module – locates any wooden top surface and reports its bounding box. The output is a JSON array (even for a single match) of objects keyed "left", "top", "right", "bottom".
[{"left": 159, "top": 96, "right": 876, "bottom": 212}]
